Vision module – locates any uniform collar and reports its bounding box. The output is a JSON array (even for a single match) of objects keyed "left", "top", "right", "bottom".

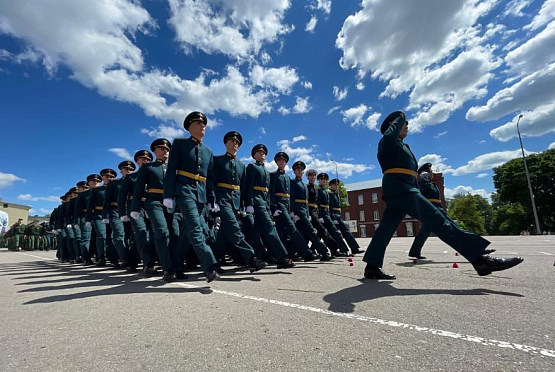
[
  {"left": 190, "top": 136, "right": 203, "bottom": 145},
  {"left": 256, "top": 161, "right": 264, "bottom": 166},
  {"left": 278, "top": 169, "right": 285, "bottom": 174},
  {"left": 226, "top": 152, "right": 236, "bottom": 159},
  {"left": 156, "top": 158, "right": 166, "bottom": 164}
]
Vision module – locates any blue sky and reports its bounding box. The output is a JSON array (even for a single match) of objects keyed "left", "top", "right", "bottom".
[{"left": 1, "top": 0, "right": 555, "bottom": 216}]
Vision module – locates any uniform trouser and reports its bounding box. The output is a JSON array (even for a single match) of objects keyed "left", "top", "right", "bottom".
[
  {"left": 332, "top": 213, "right": 360, "bottom": 250},
  {"left": 252, "top": 206, "right": 288, "bottom": 261},
  {"left": 321, "top": 212, "right": 350, "bottom": 253},
  {"left": 130, "top": 209, "right": 155, "bottom": 268},
  {"left": 108, "top": 210, "right": 127, "bottom": 264},
  {"left": 176, "top": 197, "right": 217, "bottom": 274},
  {"left": 213, "top": 204, "right": 255, "bottom": 264},
  {"left": 275, "top": 206, "right": 312, "bottom": 258},
  {"left": 295, "top": 209, "right": 329, "bottom": 256},
  {"left": 91, "top": 216, "right": 107, "bottom": 259},
  {"left": 64, "top": 227, "right": 75, "bottom": 260},
  {"left": 363, "top": 192, "right": 490, "bottom": 267},
  {"left": 13, "top": 234, "right": 23, "bottom": 249},
  {"left": 28, "top": 235, "right": 36, "bottom": 250},
  {"left": 144, "top": 200, "right": 176, "bottom": 272},
  {"left": 408, "top": 208, "right": 456, "bottom": 257},
  {"left": 72, "top": 226, "right": 82, "bottom": 258},
  {"left": 77, "top": 217, "right": 92, "bottom": 262},
  {"left": 59, "top": 230, "right": 67, "bottom": 260}
]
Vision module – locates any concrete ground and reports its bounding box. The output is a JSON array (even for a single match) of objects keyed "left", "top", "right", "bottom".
[{"left": 1, "top": 235, "right": 554, "bottom": 371}]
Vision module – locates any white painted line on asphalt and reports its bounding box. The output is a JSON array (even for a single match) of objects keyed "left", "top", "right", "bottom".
[
  {"left": 539, "top": 252, "right": 554, "bottom": 256},
  {"left": 18, "top": 252, "right": 57, "bottom": 261},
  {"left": 173, "top": 281, "right": 555, "bottom": 359}
]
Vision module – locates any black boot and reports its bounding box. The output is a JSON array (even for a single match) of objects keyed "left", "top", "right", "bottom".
[
  {"left": 364, "top": 265, "right": 396, "bottom": 280},
  {"left": 320, "top": 253, "right": 333, "bottom": 261},
  {"left": 162, "top": 271, "right": 173, "bottom": 282},
  {"left": 483, "top": 248, "right": 496, "bottom": 254},
  {"left": 472, "top": 255, "right": 523, "bottom": 276},
  {"left": 277, "top": 257, "right": 295, "bottom": 269},
  {"left": 205, "top": 268, "right": 220, "bottom": 283},
  {"left": 249, "top": 257, "right": 268, "bottom": 273}
]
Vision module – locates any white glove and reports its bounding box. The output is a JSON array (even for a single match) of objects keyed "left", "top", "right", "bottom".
[
  {"left": 292, "top": 215, "right": 300, "bottom": 222},
  {"left": 289, "top": 212, "right": 295, "bottom": 218},
  {"left": 163, "top": 198, "right": 174, "bottom": 210},
  {"left": 246, "top": 206, "right": 255, "bottom": 214},
  {"left": 52, "top": 230, "right": 58, "bottom": 235},
  {"left": 318, "top": 218, "right": 324, "bottom": 224},
  {"left": 130, "top": 211, "right": 140, "bottom": 220},
  {"left": 210, "top": 202, "right": 220, "bottom": 213},
  {"left": 120, "top": 215, "right": 130, "bottom": 222},
  {"left": 332, "top": 220, "right": 339, "bottom": 225},
  {"left": 102, "top": 219, "right": 110, "bottom": 224},
  {"left": 66, "top": 224, "right": 72, "bottom": 229},
  {"left": 85, "top": 222, "right": 91, "bottom": 228},
  {"left": 273, "top": 209, "right": 282, "bottom": 217},
  {"left": 74, "top": 224, "right": 80, "bottom": 230}
]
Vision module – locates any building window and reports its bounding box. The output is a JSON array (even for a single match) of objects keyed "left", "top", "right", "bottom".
[
  {"left": 344, "top": 212, "right": 350, "bottom": 221},
  {"left": 373, "top": 210, "right": 379, "bottom": 221},
  {"left": 358, "top": 194, "right": 364, "bottom": 205},
  {"left": 359, "top": 211, "right": 365, "bottom": 222},
  {"left": 406, "top": 222, "right": 414, "bottom": 237},
  {"left": 360, "top": 225, "right": 367, "bottom": 238},
  {"left": 372, "top": 192, "right": 378, "bottom": 204}
]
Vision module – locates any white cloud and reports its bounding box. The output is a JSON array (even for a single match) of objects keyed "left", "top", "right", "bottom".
[
  {"left": 332, "top": 86, "right": 348, "bottom": 101},
  {"left": 525, "top": 0, "right": 555, "bottom": 31},
  {"left": 0, "top": 172, "right": 25, "bottom": 188},
  {"left": 305, "top": 16, "right": 318, "bottom": 33},
  {"left": 250, "top": 65, "right": 299, "bottom": 94},
  {"left": 301, "top": 81, "right": 312, "bottom": 89},
  {"left": 39, "top": 208, "right": 53, "bottom": 215},
  {"left": 418, "top": 154, "right": 454, "bottom": 175},
  {"left": 278, "top": 96, "right": 312, "bottom": 115},
  {"left": 108, "top": 147, "right": 132, "bottom": 159},
  {"left": 476, "top": 173, "right": 489, "bottom": 178},
  {"left": 259, "top": 126, "right": 267, "bottom": 135},
  {"left": 17, "top": 194, "right": 59, "bottom": 202},
  {"left": 355, "top": 82, "right": 365, "bottom": 90},
  {"left": 434, "top": 131, "right": 448, "bottom": 139},
  {"left": 168, "top": 0, "right": 293, "bottom": 59},
  {"left": 310, "top": 0, "right": 332, "bottom": 15},
  {"left": 444, "top": 185, "right": 490, "bottom": 199},
  {"left": 341, "top": 104, "right": 368, "bottom": 126},
  {"left": 450, "top": 149, "right": 529, "bottom": 176},
  {"left": 292, "top": 135, "right": 307, "bottom": 143},
  {"left": 141, "top": 125, "right": 186, "bottom": 142},
  {"left": 365, "top": 112, "right": 382, "bottom": 131},
  {"left": 502, "top": 0, "right": 532, "bottom": 18},
  {"left": 327, "top": 106, "right": 341, "bottom": 115},
  {"left": 479, "top": 140, "right": 486, "bottom": 144},
  {"left": 549, "top": 142, "right": 555, "bottom": 149},
  {"left": 489, "top": 103, "right": 555, "bottom": 141}
]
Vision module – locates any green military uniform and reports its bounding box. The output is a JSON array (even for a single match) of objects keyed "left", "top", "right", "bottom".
[
  {"left": 86, "top": 172, "right": 113, "bottom": 266},
  {"left": 75, "top": 178, "right": 95, "bottom": 264},
  {"left": 363, "top": 111, "right": 490, "bottom": 273},
  {"left": 49, "top": 207, "right": 59, "bottom": 252},
  {"left": 329, "top": 180, "right": 362, "bottom": 254},
  {"left": 132, "top": 140, "right": 177, "bottom": 275},
  {"left": 317, "top": 174, "right": 350, "bottom": 255},
  {"left": 30, "top": 222, "right": 41, "bottom": 251},
  {"left": 67, "top": 188, "right": 82, "bottom": 262},
  {"left": 164, "top": 130, "right": 218, "bottom": 278},
  {"left": 12, "top": 221, "right": 26, "bottom": 251}
]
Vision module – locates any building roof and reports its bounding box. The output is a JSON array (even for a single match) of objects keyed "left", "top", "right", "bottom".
[
  {"left": 0, "top": 202, "right": 32, "bottom": 210},
  {"left": 345, "top": 178, "right": 382, "bottom": 191}
]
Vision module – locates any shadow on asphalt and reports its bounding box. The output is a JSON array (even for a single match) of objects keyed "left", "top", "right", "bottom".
[{"left": 322, "top": 279, "right": 525, "bottom": 313}]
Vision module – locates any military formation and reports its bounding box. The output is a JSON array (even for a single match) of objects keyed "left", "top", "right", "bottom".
[
  {"left": 2, "top": 218, "right": 55, "bottom": 251},
  {"left": 3, "top": 110, "right": 526, "bottom": 281}
]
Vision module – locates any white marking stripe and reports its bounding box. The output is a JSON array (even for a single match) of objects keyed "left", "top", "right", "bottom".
[
  {"left": 18, "top": 252, "right": 57, "bottom": 261},
  {"left": 174, "top": 282, "right": 555, "bottom": 358}
]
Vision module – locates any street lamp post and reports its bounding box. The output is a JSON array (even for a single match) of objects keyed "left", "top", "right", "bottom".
[{"left": 516, "top": 114, "right": 541, "bottom": 235}]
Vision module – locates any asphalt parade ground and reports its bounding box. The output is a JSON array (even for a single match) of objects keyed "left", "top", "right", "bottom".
[{"left": 1, "top": 236, "right": 554, "bottom": 371}]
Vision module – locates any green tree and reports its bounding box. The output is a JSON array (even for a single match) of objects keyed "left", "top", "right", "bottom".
[
  {"left": 491, "top": 202, "right": 530, "bottom": 235},
  {"left": 493, "top": 149, "right": 555, "bottom": 231},
  {"left": 338, "top": 181, "right": 349, "bottom": 208},
  {"left": 448, "top": 193, "right": 486, "bottom": 235}
]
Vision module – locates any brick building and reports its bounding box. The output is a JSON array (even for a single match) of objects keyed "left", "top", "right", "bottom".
[{"left": 342, "top": 173, "right": 446, "bottom": 238}]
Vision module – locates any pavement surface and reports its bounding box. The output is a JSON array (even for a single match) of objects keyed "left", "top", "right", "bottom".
[{"left": 1, "top": 235, "right": 554, "bottom": 371}]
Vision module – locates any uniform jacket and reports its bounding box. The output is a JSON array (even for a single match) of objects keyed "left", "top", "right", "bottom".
[
  {"left": 245, "top": 161, "right": 271, "bottom": 208},
  {"left": 270, "top": 169, "right": 290, "bottom": 211},
  {"left": 86, "top": 186, "right": 106, "bottom": 222},
  {"left": 418, "top": 173, "right": 442, "bottom": 208},
  {"left": 290, "top": 177, "right": 309, "bottom": 214},
  {"left": 213, "top": 153, "right": 246, "bottom": 211},
  {"left": 132, "top": 160, "right": 166, "bottom": 212}
]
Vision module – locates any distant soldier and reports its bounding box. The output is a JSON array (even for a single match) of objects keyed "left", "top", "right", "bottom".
[
  {"left": 329, "top": 178, "right": 364, "bottom": 254},
  {"left": 74, "top": 178, "right": 95, "bottom": 265},
  {"left": 317, "top": 173, "right": 351, "bottom": 256}
]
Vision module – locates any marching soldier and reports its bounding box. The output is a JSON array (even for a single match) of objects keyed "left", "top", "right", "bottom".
[
  {"left": 305, "top": 169, "right": 341, "bottom": 255},
  {"left": 317, "top": 173, "right": 351, "bottom": 256},
  {"left": 289, "top": 161, "right": 332, "bottom": 261},
  {"left": 104, "top": 160, "right": 137, "bottom": 270},
  {"left": 211, "top": 131, "right": 267, "bottom": 272},
  {"left": 270, "top": 152, "right": 317, "bottom": 261},
  {"left": 244, "top": 144, "right": 294, "bottom": 269},
  {"left": 57, "top": 193, "right": 70, "bottom": 261},
  {"left": 74, "top": 178, "right": 95, "bottom": 265},
  {"left": 132, "top": 138, "right": 178, "bottom": 282},
  {"left": 363, "top": 111, "right": 523, "bottom": 279},
  {"left": 329, "top": 178, "right": 364, "bottom": 254},
  {"left": 86, "top": 168, "right": 117, "bottom": 267},
  {"left": 163, "top": 112, "right": 220, "bottom": 282},
  {"left": 67, "top": 187, "right": 83, "bottom": 262},
  {"left": 119, "top": 150, "right": 158, "bottom": 276}
]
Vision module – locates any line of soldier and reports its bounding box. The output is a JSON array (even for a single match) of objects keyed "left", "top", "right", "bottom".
[
  {"left": 3, "top": 218, "right": 56, "bottom": 252},
  {"left": 48, "top": 111, "right": 364, "bottom": 283}
]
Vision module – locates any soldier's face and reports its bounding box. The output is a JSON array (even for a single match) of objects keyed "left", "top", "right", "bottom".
[
  {"left": 276, "top": 159, "right": 286, "bottom": 170},
  {"left": 225, "top": 138, "right": 239, "bottom": 153},
  {"left": 294, "top": 168, "right": 304, "bottom": 178},
  {"left": 155, "top": 147, "right": 169, "bottom": 161},
  {"left": 137, "top": 158, "right": 148, "bottom": 167},
  {"left": 88, "top": 180, "right": 100, "bottom": 188},
  {"left": 254, "top": 151, "right": 266, "bottom": 162},
  {"left": 307, "top": 173, "right": 316, "bottom": 183},
  {"left": 427, "top": 171, "right": 434, "bottom": 180},
  {"left": 121, "top": 168, "right": 131, "bottom": 177},
  {"left": 189, "top": 121, "right": 206, "bottom": 140},
  {"left": 102, "top": 175, "right": 110, "bottom": 184},
  {"left": 319, "top": 178, "right": 327, "bottom": 187},
  {"left": 399, "top": 121, "right": 409, "bottom": 139},
  {"left": 330, "top": 183, "right": 338, "bottom": 191}
]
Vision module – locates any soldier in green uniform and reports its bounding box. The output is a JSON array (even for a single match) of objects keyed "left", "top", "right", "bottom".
[
  {"left": 104, "top": 160, "right": 136, "bottom": 270},
  {"left": 86, "top": 168, "right": 117, "bottom": 266},
  {"left": 244, "top": 144, "right": 294, "bottom": 269},
  {"left": 132, "top": 139, "right": 178, "bottom": 282},
  {"left": 290, "top": 161, "right": 332, "bottom": 261},
  {"left": 270, "top": 152, "right": 318, "bottom": 261},
  {"left": 163, "top": 112, "right": 220, "bottom": 283},
  {"left": 363, "top": 111, "right": 523, "bottom": 279},
  {"left": 64, "top": 187, "right": 79, "bottom": 262},
  {"left": 329, "top": 178, "right": 364, "bottom": 254},
  {"left": 67, "top": 187, "right": 83, "bottom": 262},
  {"left": 49, "top": 207, "right": 60, "bottom": 254},
  {"left": 74, "top": 178, "right": 95, "bottom": 265},
  {"left": 12, "top": 218, "right": 25, "bottom": 251},
  {"left": 57, "top": 193, "right": 71, "bottom": 261},
  {"left": 211, "top": 131, "right": 268, "bottom": 272},
  {"left": 119, "top": 150, "right": 158, "bottom": 276},
  {"left": 30, "top": 220, "right": 42, "bottom": 251},
  {"left": 317, "top": 173, "right": 351, "bottom": 256}
]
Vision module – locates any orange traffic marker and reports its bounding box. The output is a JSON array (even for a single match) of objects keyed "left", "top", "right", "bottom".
[
  {"left": 347, "top": 257, "right": 353, "bottom": 262},
  {"left": 452, "top": 262, "right": 459, "bottom": 268},
  {"left": 349, "top": 262, "right": 354, "bottom": 267}
]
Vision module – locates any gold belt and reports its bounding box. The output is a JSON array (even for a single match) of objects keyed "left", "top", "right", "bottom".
[
  {"left": 308, "top": 203, "right": 318, "bottom": 208},
  {"left": 428, "top": 198, "right": 441, "bottom": 203},
  {"left": 275, "top": 193, "right": 290, "bottom": 198},
  {"left": 81, "top": 209, "right": 87, "bottom": 212},
  {"left": 146, "top": 188, "right": 164, "bottom": 194},
  {"left": 319, "top": 204, "right": 329, "bottom": 209},
  {"left": 94, "top": 206, "right": 103, "bottom": 211},
  {"left": 294, "top": 199, "right": 307, "bottom": 203},
  {"left": 128, "top": 195, "right": 133, "bottom": 200},
  {"left": 217, "top": 183, "right": 240, "bottom": 190},
  {"left": 178, "top": 170, "right": 206, "bottom": 182},
  {"left": 383, "top": 168, "right": 418, "bottom": 178},
  {"left": 333, "top": 207, "right": 341, "bottom": 211},
  {"left": 253, "top": 186, "right": 269, "bottom": 192},
  {"left": 111, "top": 202, "right": 118, "bottom": 206}
]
